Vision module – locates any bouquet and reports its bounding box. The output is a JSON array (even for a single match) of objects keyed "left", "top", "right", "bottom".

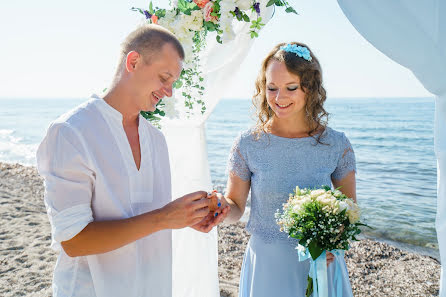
[{"left": 275, "top": 186, "right": 365, "bottom": 297}]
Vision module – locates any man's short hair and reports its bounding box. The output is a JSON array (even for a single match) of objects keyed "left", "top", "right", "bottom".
[{"left": 118, "top": 24, "right": 185, "bottom": 70}]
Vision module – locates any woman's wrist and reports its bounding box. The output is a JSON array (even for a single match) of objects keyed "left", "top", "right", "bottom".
[{"left": 224, "top": 198, "right": 243, "bottom": 223}]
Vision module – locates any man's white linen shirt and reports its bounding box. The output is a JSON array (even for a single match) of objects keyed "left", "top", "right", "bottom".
[{"left": 37, "top": 95, "right": 172, "bottom": 297}]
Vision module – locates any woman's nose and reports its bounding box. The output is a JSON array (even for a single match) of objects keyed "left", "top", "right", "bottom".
[{"left": 275, "top": 90, "right": 285, "bottom": 101}]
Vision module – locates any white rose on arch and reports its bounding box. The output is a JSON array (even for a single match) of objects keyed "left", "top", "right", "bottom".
[{"left": 236, "top": 0, "right": 253, "bottom": 11}]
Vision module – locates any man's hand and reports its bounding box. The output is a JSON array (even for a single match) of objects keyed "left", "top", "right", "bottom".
[
  {"left": 190, "top": 192, "right": 230, "bottom": 233},
  {"left": 160, "top": 191, "right": 211, "bottom": 230}
]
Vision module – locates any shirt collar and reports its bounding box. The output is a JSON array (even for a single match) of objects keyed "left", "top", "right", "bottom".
[{"left": 91, "top": 94, "right": 123, "bottom": 122}]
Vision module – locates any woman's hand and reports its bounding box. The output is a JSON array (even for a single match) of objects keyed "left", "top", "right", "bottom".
[{"left": 190, "top": 191, "right": 230, "bottom": 233}]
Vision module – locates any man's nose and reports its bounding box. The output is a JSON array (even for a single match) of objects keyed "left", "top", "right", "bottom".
[{"left": 163, "top": 85, "right": 173, "bottom": 97}]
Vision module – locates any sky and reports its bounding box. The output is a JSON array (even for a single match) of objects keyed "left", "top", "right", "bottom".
[{"left": 0, "top": 0, "right": 433, "bottom": 99}]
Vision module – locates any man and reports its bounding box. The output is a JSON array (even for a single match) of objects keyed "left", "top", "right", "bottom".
[{"left": 37, "top": 24, "right": 229, "bottom": 297}]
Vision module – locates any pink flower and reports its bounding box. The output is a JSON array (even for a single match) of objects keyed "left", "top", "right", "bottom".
[
  {"left": 193, "top": 0, "right": 210, "bottom": 9},
  {"left": 203, "top": 2, "right": 218, "bottom": 23}
]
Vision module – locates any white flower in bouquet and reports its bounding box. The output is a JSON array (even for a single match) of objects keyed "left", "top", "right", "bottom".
[
  {"left": 345, "top": 199, "right": 360, "bottom": 223},
  {"left": 338, "top": 200, "right": 349, "bottom": 213},
  {"left": 333, "top": 189, "right": 343, "bottom": 197},
  {"left": 276, "top": 186, "right": 366, "bottom": 257},
  {"left": 310, "top": 189, "right": 325, "bottom": 198}
]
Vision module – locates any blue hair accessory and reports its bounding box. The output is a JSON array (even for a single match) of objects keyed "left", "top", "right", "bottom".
[{"left": 280, "top": 44, "right": 312, "bottom": 61}]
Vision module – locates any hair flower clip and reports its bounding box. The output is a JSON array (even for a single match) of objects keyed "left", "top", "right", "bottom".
[{"left": 280, "top": 44, "right": 312, "bottom": 61}]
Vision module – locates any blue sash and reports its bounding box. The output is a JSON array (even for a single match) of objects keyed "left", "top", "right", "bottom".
[{"left": 298, "top": 247, "right": 344, "bottom": 297}]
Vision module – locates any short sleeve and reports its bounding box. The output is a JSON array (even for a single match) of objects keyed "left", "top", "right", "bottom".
[
  {"left": 331, "top": 133, "right": 356, "bottom": 181},
  {"left": 36, "top": 123, "right": 95, "bottom": 250},
  {"left": 226, "top": 134, "right": 251, "bottom": 181}
]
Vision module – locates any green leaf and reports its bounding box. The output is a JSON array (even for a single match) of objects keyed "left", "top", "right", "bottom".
[
  {"left": 173, "top": 80, "right": 183, "bottom": 89},
  {"left": 177, "top": 0, "right": 197, "bottom": 15},
  {"left": 306, "top": 276, "right": 313, "bottom": 297},
  {"left": 130, "top": 7, "right": 144, "bottom": 15},
  {"left": 266, "top": 0, "right": 276, "bottom": 7},
  {"left": 285, "top": 6, "right": 298, "bottom": 14},
  {"left": 216, "top": 35, "right": 222, "bottom": 44},
  {"left": 155, "top": 9, "right": 166, "bottom": 18},
  {"left": 242, "top": 14, "right": 250, "bottom": 22},
  {"left": 149, "top": 2, "right": 154, "bottom": 14},
  {"left": 308, "top": 240, "right": 323, "bottom": 260},
  {"left": 204, "top": 21, "right": 216, "bottom": 31}
]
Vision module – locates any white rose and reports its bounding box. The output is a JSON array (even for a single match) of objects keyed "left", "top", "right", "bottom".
[
  {"left": 162, "top": 96, "right": 179, "bottom": 119},
  {"left": 338, "top": 201, "right": 348, "bottom": 213},
  {"left": 310, "top": 189, "right": 326, "bottom": 198},
  {"left": 236, "top": 0, "right": 252, "bottom": 11},
  {"left": 345, "top": 199, "right": 360, "bottom": 223},
  {"left": 333, "top": 190, "right": 343, "bottom": 197}
]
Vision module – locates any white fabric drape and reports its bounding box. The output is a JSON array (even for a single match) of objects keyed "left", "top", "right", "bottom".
[
  {"left": 160, "top": 2, "right": 274, "bottom": 296},
  {"left": 336, "top": 0, "right": 446, "bottom": 294}
]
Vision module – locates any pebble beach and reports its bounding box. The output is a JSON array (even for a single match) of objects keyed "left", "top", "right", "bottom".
[{"left": 0, "top": 162, "right": 441, "bottom": 297}]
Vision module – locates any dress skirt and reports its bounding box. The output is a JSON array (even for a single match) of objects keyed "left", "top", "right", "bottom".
[{"left": 239, "top": 235, "right": 353, "bottom": 297}]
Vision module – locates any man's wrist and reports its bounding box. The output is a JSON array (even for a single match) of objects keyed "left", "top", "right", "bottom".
[{"left": 141, "top": 207, "right": 169, "bottom": 233}]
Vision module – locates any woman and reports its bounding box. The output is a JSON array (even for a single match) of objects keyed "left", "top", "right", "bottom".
[{"left": 221, "top": 42, "right": 356, "bottom": 296}]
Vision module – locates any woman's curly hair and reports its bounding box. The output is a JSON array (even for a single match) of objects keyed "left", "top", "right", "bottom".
[{"left": 253, "top": 42, "right": 329, "bottom": 143}]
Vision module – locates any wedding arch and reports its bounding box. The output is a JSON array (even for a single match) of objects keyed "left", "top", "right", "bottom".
[{"left": 134, "top": 0, "right": 446, "bottom": 296}]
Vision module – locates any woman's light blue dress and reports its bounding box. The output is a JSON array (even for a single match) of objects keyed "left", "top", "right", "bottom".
[{"left": 227, "top": 127, "right": 356, "bottom": 297}]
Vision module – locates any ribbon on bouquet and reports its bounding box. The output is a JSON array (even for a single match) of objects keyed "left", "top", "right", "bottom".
[{"left": 298, "top": 247, "right": 344, "bottom": 297}]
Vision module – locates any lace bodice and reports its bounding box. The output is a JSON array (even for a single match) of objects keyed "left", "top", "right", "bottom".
[{"left": 227, "top": 127, "right": 356, "bottom": 244}]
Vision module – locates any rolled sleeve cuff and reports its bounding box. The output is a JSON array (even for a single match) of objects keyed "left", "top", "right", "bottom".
[{"left": 49, "top": 203, "right": 93, "bottom": 251}]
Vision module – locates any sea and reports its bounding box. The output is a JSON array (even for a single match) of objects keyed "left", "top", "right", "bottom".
[{"left": 0, "top": 97, "right": 439, "bottom": 258}]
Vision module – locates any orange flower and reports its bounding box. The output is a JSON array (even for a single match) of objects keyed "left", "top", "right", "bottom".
[
  {"left": 194, "top": 0, "right": 210, "bottom": 9},
  {"left": 151, "top": 15, "right": 158, "bottom": 24}
]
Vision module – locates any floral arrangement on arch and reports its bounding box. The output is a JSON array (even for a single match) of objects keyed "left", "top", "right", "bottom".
[{"left": 131, "top": 0, "right": 297, "bottom": 122}]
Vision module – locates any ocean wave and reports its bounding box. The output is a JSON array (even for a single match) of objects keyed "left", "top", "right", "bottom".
[
  {"left": 0, "top": 130, "right": 37, "bottom": 165},
  {"left": 0, "top": 129, "right": 14, "bottom": 136}
]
